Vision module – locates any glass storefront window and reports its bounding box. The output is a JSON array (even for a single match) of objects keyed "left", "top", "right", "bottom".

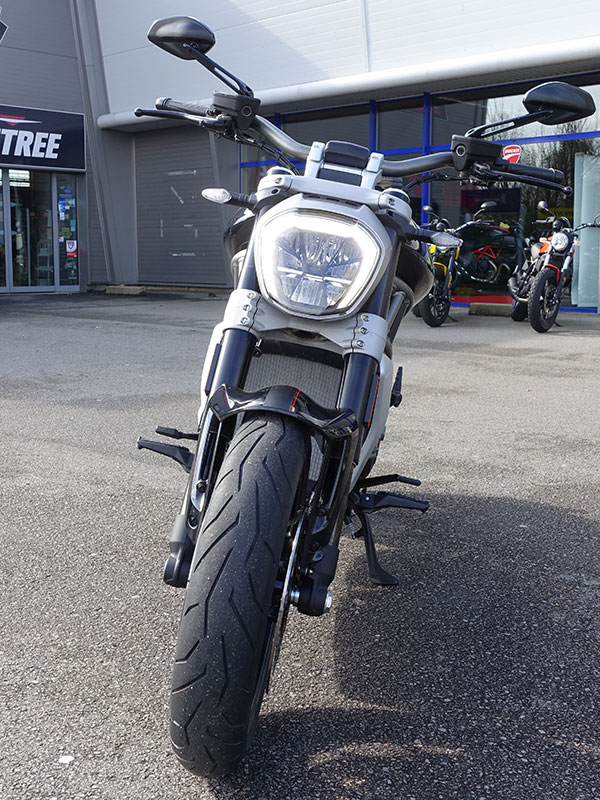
[
  {"left": 0, "top": 169, "right": 79, "bottom": 291},
  {"left": 10, "top": 169, "right": 53, "bottom": 288},
  {"left": 56, "top": 174, "right": 78, "bottom": 285},
  {"left": 433, "top": 83, "right": 600, "bottom": 146},
  {"left": 377, "top": 101, "right": 423, "bottom": 152},
  {"left": 283, "top": 105, "right": 370, "bottom": 149}
]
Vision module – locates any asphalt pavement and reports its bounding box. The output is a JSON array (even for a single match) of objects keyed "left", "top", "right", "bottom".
[{"left": 1, "top": 293, "right": 599, "bottom": 800}]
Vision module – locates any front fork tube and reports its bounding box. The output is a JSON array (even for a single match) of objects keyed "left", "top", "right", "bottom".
[
  {"left": 164, "top": 328, "right": 258, "bottom": 587},
  {"left": 441, "top": 251, "right": 456, "bottom": 296},
  {"left": 295, "top": 352, "right": 378, "bottom": 615}
]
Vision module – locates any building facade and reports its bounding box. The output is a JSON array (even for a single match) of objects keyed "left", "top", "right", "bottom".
[{"left": 2, "top": 0, "right": 600, "bottom": 307}]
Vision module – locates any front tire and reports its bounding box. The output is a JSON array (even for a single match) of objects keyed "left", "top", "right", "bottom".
[
  {"left": 418, "top": 289, "right": 450, "bottom": 327},
  {"left": 170, "top": 413, "right": 307, "bottom": 776},
  {"left": 510, "top": 300, "right": 528, "bottom": 321},
  {"left": 528, "top": 268, "right": 560, "bottom": 332}
]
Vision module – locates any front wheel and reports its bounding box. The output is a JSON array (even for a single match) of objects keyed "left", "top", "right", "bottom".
[
  {"left": 417, "top": 288, "right": 451, "bottom": 327},
  {"left": 169, "top": 413, "right": 307, "bottom": 776},
  {"left": 528, "top": 268, "right": 560, "bottom": 332},
  {"left": 510, "top": 300, "right": 528, "bottom": 321}
]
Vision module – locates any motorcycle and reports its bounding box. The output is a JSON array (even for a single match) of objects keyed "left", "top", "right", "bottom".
[
  {"left": 413, "top": 205, "right": 460, "bottom": 326},
  {"left": 414, "top": 199, "right": 517, "bottom": 326},
  {"left": 135, "top": 15, "right": 594, "bottom": 776},
  {"left": 455, "top": 201, "right": 524, "bottom": 286},
  {"left": 508, "top": 200, "right": 600, "bottom": 331}
]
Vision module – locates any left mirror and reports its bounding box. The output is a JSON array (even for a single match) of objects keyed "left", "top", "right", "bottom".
[{"left": 148, "top": 17, "right": 215, "bottom": 60}]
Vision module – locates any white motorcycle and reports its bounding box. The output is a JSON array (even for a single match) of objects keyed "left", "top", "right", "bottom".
[{"left": 136, "top": 16, "right": 595, "bottom": 776}]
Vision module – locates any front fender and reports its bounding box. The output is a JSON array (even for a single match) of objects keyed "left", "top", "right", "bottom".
[{"left": 208, "top": 383, "right": 358, "bottom": 440}]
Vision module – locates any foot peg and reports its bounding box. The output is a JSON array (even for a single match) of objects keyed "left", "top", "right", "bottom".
[
  {"left": 136, "top": 438, "right": 194, "bottom": 472},
  {"left": 348, "top": 486, "right": 429, "bottom": 586},
  {"left": 357, "top": 473, "right": 421, "bottom": 489},
  {"left": 154, "top": 426, "right": 199, "bottom": 441},
  {"left": 354, "top": 490, "right": 429, "bottom": 514}
]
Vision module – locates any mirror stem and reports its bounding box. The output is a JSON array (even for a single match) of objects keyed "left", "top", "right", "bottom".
[
  {"left": 182, "top": 44, "right": 254, "bottom": 97},
  {"left": 467, "top": 110, "right": 552, "bottom": 139}
]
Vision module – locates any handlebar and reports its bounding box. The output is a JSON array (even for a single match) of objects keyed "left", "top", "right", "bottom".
[
  {"left": 135, "top": 101, "right": 565, "bottom": 188},
  {"left": 250, "top": 117, "right": 456, "bottom": 175}
]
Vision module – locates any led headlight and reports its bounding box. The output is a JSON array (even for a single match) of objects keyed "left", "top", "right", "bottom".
[
  {"left": 551, "top": 231, "right": 570, "bottom": 252},
  {"left": 255, "top": 209, "right": 384, "bottom": 317}
]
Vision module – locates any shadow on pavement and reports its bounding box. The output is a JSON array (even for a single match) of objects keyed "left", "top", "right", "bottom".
[{"left": 206, "top": 493, "right": 600, "bottom": 799}]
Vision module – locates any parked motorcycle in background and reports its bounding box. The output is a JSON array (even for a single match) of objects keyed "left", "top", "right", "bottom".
[
  {"left": 508, "top": 200, "right": 600, "bottom": 331},
  {"left": 414, "top": 205, "right": 460, "bottom": 326},
  {"left": 135, "top": 15, "right": 595, "bottom": 776},
  {"left": 455, "top": 200, "right": 523, "bottom": 286},
  {"left": 414, "top": 199, "right": 522, "bottom": 326}
]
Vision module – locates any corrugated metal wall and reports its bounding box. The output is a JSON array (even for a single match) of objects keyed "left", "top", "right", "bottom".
[{"left": 135, "top": 127, "right": 228, "bottom": 286}]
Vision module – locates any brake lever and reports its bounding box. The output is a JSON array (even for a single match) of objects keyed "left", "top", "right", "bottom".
[{"left": 470, "top": 163, "right": 573, "bottom": 195}]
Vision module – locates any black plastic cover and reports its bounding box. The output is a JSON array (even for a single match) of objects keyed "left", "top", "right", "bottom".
[
  {"left": 451, "top": 135, "right": 503, "bottom": 171},
  {"left": 323, "top": 140, "right": 371, "bottom": 169}
]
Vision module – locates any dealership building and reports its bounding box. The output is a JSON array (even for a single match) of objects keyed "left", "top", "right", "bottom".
[{"left": 1, "top": 0, "right": 600, "bottom": 308}]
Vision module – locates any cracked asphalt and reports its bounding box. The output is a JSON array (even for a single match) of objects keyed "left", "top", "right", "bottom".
[{"left": 1, "top": 293, "right": 599, "bottom": 800}]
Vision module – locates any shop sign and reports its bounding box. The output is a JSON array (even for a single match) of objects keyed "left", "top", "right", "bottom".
[{"left": 0, "top": 104, "right": 85, "bottom": 171}]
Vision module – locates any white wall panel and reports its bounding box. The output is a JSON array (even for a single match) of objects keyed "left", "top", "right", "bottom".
[
  {"left": 95, "top": 0, "right": 600, "bottom": 116},
  {"left": 97, "top": 0, "right": 365, "bottom": 113},
  {"left": 367, "top": 0, "right": 600, "bottom": 73}
]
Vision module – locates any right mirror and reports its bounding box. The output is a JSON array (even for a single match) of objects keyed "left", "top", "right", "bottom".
[
  {"left": 537, "top": 200, "right": 550, "bottom": 214},
  {"left": 523, "top": 82, "right": 596, "bottom": 125},
  {"left": 422, "top": 205, "right": 436, "bottom": 216},
  {"left": 479, "top": 201, "right": 497, "bottom": 212}
]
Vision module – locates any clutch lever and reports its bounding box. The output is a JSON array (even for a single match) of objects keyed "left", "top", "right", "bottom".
[{"left": 134, "top": 108, "right": 232, "bottom": 132}]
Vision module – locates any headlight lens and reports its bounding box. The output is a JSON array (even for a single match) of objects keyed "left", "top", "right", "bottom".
[
  {"left": 551, "top": 231, "right": 570, "bottom": 252},
  {"left": 256, "top": 210, "right": 382, "bottom": 317}
]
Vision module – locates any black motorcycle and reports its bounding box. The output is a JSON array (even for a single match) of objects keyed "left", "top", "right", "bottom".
[
  {"left": 135, "top": 15, "right": 594, "bottom": 776},
  {"left": 455, "top": 201, "right": 523, "bottom": 286},
  {"left": 508, "top": 200, "right": 600, "bottom": 331}
]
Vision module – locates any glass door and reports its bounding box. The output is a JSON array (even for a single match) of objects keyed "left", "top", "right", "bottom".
[
  {"left": 9, "top": 169, "right": 54, "bottom": 290},
  {"left": 0, "top": 169, "right": 79, "bottom": 292}
]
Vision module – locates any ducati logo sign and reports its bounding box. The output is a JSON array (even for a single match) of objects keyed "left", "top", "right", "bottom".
[
  {"left": 0, "top": 104, "right": 85, "bottom": 171},
  {"left": 503, "top": 144, "right": 522, "bottom": 164}
]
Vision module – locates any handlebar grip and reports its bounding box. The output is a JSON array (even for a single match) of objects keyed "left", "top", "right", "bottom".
[
  {"left": 498, "top": 159, "right": 564, "bottom": 183},
  {"left": 155, "top": 97, "right": 212, "bottom": 116}
]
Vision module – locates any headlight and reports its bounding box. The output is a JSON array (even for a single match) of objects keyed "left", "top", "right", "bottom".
[
  {"left": 433, "top": 245, "right": 451, "bottom": 254},
  {"left": 551, "top": 231, "right": 570, "bottom": 252},
  {"left": 255, "top": 209, "right": 384, "bottom": 317}
]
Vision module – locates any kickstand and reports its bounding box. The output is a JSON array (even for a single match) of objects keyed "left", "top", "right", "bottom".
[{"left": 354, "top": 510, "right": 398, "bottom": 586}]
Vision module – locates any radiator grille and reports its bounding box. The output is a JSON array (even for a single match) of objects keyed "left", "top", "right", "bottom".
[
  {"left": 243, "top": 352, "right": 342, "bottom": 409},
  {"left": 243, "top": 350, "right": 343, "bottom": 482}
]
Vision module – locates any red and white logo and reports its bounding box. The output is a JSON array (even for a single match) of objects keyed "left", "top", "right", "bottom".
[
  {"left": 503, "top": 145, "right": 522, "bottom": 164},
  {"left": 66, "top": 240, "right": 78, "bottom": 258},
  {"left": 0, "top": 115, "right": 42, "bottom": 127}
]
